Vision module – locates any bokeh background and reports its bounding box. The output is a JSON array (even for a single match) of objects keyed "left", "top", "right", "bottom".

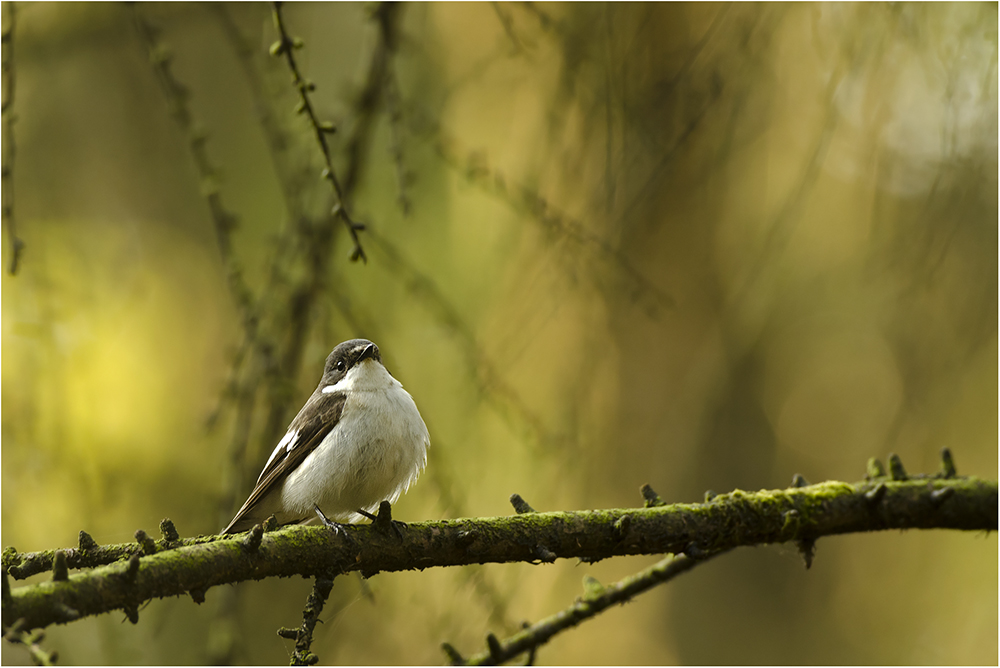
[{"left": 2, "top": 2, "right": 997, "bottom": 665}]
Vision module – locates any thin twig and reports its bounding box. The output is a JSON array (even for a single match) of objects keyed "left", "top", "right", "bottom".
[
  {"left": 408, "top": 109, "right": 674, "bottom": 318},
  {"left": 130, "top": 5, "right": 258, "bottom": 326},
  {"left": 376, "top": 5, "right": 411, "bottom": 217},
  {"left": 491, "top": 1, "right": 528, "bottom": 55},
  {"left": 289, "top": 576, "right": 335, "bottom": 666},
  {"left": 454, "top": 549, "right": 728, "bottom": 665},
  {"left": 269, "top": 1, "right": 367, "bottom": 262},
  {"left": 2, "top": 2, "right": 24, "bottom": 275},
  {"left": 3, "top": 618, "right": 58, "bottom": 666},
  {"left": 364, "top": 226, "right": 557, "bottom": 451}
]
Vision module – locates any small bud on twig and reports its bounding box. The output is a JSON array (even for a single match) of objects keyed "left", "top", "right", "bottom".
[
  {"left": 940, "top": 448, "right": 957, "bottom": 478},
  {"left": 51, "top": 551, "right": 68, "bottom": 582},
  {"left": 159, "top": 518, "right": 180, "bottom": 543},
  {"left": 134, "top": 529, "right": 157, "bottom": 556},
  {"left": 641, "top": 484, "right": 665, "bottom": 508},
  {"left": 888, "top": 453, "right": 907, "bottom": 481},
  {"left": 78, "top": 531, "right": 98, "bottom": 551},
  {"left": 509, "top": 493, "right": 536, "bottom": 514},
  {"left": 866, "top": 457, "right": 886, "bottom": 479}
]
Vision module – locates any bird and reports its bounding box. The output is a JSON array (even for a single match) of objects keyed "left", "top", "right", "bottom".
[{"left": 222, "top": 339, "right": 430, "bottom": 535}]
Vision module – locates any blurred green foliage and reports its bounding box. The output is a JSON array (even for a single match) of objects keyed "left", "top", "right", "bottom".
[{"left": 2, "top": 2, "right": 996, "bottom": 665}]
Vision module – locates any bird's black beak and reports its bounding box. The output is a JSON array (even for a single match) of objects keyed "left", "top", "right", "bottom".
[{"left": 359, "top": 342, "right": 379, "bottom": 363}]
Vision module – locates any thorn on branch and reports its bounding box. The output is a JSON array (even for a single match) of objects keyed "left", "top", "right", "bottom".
[
  {"left": 486, "top": 633, "right": 503, "bottom": 663},
  {"left": 533, "top": 545, "right": 556, "bottom": 563},
  {"left": 441, "top": 642, "right": 466, "bottom": 665},
  {"left": 189, "top": 588, "right": 206, "bottom": 604},
  {"left": 242, "top": 524, "right": 264, "bottom": 553},
  {"left": 123, "top": 604, "right": 139, "bottom": 625},
  {"left": 50, "top": 551, "right": 68, "bottom": 582},
  {"left": 940, "top": 447, "right": 957, "bottom": 478},
  {"left": 791, "top": 474, "right": 809, "bottom": 488},
  {"left": 888, "top": 454, "right": 907, "bottom": 481},
  {"left": 159, "top": 518, "right": 180, "bottom": 543},
  {"left": 78, "top": 531, "right": 98, "bottom": 551},
  {"left": 797, "top": 538, "right": 816, "bottom": 570},
  {"left": 510, "top": 493, "right": 536, "bottom": 514},
  {"left": 277, "top": 627, "right": 298, "bottom": 639},
  {"left": 124, "top": 554, "right": 141, "bottom": 585},
  {"left": 134, "top": 529, "right": 157, "bottom": 556},
  {"left": 866, "top": 457, "right": 886, "bottom": 479},
  {"left": 264, "top": 515, "right": 279, "bottom": 532},
  {"left": 864, "top": 482, "right": 887, "bottom": 505},
  {"left": 640, "top": 484, "right": 665, "bottom": 507}
]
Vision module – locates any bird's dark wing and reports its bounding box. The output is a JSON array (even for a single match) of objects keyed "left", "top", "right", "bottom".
[{"left": 221, "top": 390, "right": 347, "bottom": 534}]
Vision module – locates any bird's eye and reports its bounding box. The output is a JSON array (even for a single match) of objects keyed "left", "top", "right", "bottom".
[{"left": 335, "top": 360, "right": 346, "bottom": 372}]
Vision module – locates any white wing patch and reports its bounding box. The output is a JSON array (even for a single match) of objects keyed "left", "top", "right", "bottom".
[{"left": 259, "top": 428, "right": 299, "bottom": 484}]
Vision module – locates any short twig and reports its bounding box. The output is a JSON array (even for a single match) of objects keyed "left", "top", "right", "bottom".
[
  {"left": 130, "top": 5, "right": 257, "bottom": 318},
  {"left": 3, "top": 619, "right": 58, "bottom": 666},
  {"left": 289, "top": 575, "right": 336, "bottom": 666}
]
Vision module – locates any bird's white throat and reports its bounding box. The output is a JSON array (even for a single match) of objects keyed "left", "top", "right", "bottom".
[{"left": 322, "top": 358, "right": 398, "bottom": 395}]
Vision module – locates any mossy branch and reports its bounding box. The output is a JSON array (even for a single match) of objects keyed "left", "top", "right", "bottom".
[{"left": 3, "top": 473, "right": 995, "bottom": 634}]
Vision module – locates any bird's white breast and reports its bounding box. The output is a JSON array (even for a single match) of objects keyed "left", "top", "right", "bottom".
[{"left": 280, "top": 359, "right": 429, "bottom": 521}]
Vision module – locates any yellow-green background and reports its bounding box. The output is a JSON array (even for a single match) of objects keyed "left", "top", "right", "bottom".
[{"left": 2, "top": 3, "right": 996, "bottom": 665}]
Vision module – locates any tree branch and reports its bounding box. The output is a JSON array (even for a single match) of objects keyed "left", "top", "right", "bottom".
[
  {"left": 3, "top": 471, "right": 995, "bottom": 634},
  {"left": 2, "top": 1, "right": 25, "bottom": 275},
  {"left": 279, "top": 575, "right": 336, "bottom": 666},
  {"left": 269, "top": 1, "right": 367, "bottom": 263},
  {"left": 446, "top": 548, "right": 729, "bottom": 665}
]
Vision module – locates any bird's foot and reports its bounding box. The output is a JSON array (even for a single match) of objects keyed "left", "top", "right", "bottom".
[{"left": 314, "top": 505, "right": 352, "bottom": 541}]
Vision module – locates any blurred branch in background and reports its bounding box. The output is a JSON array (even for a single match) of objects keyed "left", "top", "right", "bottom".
[
  {"left": 2, "top": 619, "right": 57, "bottom": 667},
  {"left": 270, "top": 0, "right": 367, "bottom": 263},
  {"left": 445, "top": 548, "right": 730, "bottom": 666},
  {"left": 1, "top": 2, "right": 24, "bottom": 275},
  {"left": 408, "top": 108, "right": 675, "bottom": 320},
  {"left": 131, "top": 4, "right": 255, "bottom": 313}
]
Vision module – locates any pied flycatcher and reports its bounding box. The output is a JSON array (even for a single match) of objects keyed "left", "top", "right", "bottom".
[{"left": 222, "top": 339, "right": 430, "bottom": 535}]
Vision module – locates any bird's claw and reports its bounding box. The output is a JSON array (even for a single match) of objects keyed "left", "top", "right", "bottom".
[{"left": 314, "top": 505, "right": 351, "bottom": 540}]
